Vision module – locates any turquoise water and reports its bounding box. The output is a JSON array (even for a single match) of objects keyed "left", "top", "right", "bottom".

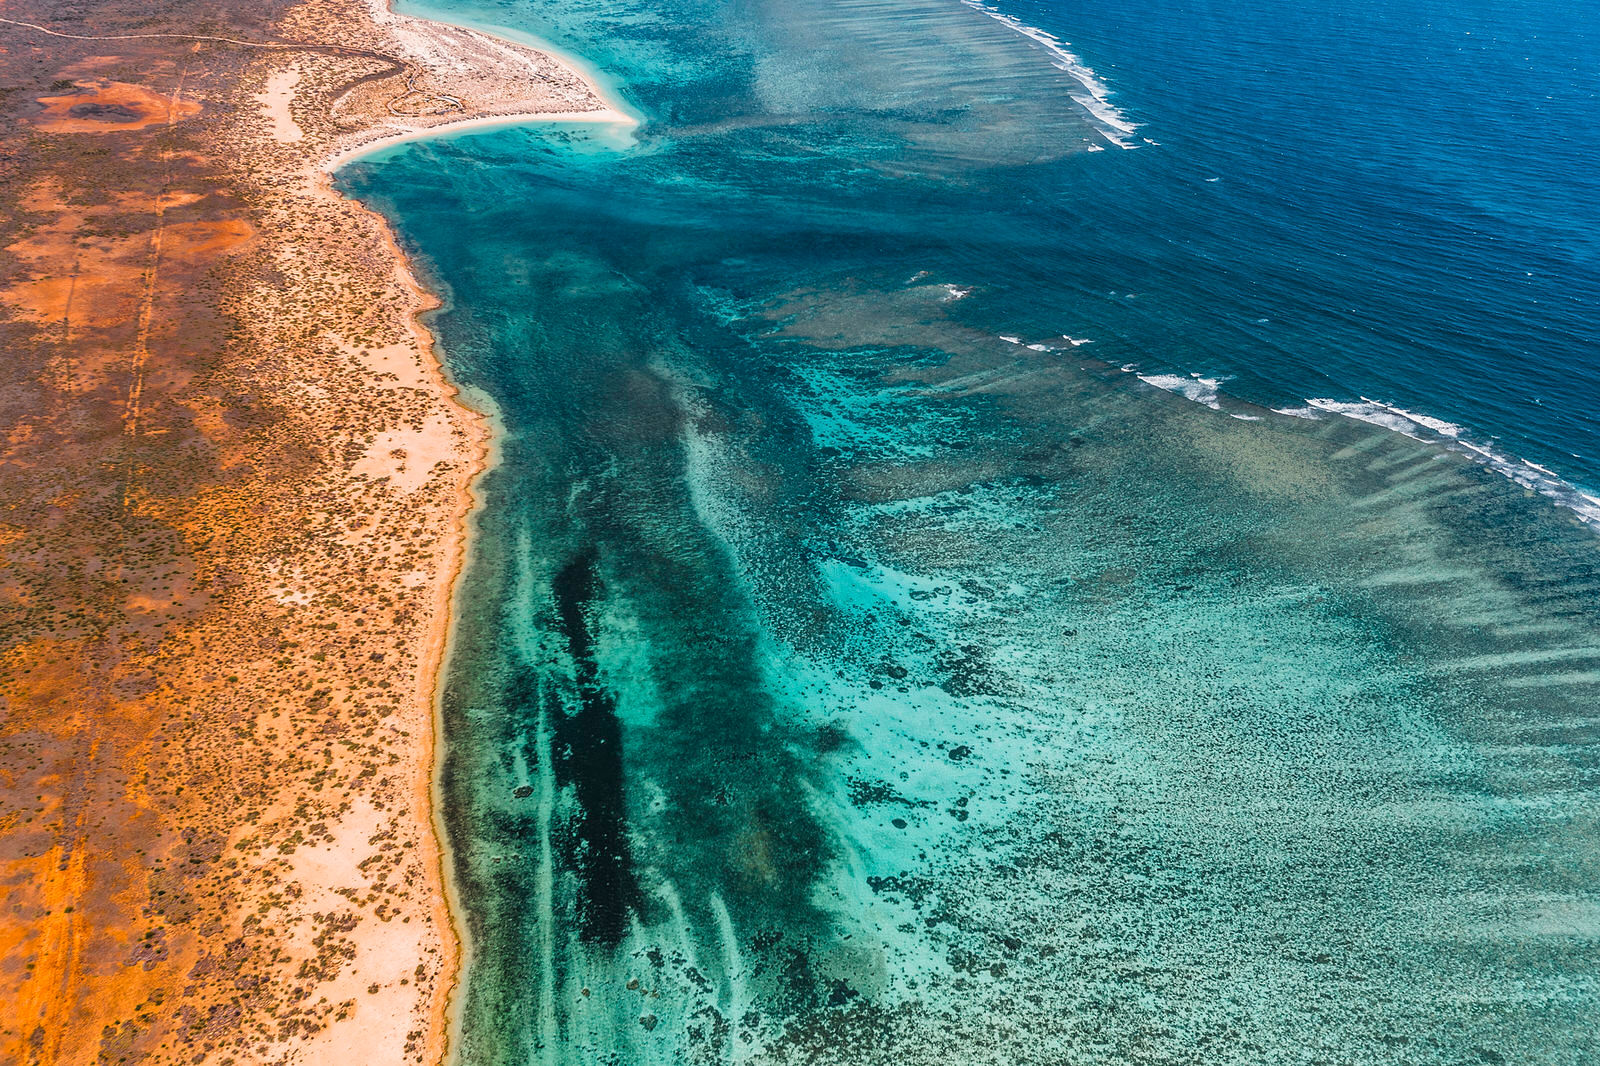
[{"left": 339, "top": 0, "right": 1600, "bottom": 1061}]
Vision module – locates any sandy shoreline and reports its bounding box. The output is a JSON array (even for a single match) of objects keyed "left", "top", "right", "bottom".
[
  {"left": 313, "top": 6, "right": 637, "bottom": 1062},
  {"left": 0, "top": 0, "right": 630, "bottom": 1059},
  {"left": 322, "top": 106, "right": 636, "bottom": 171},
  {"left": 320, "top": 161, "right": 496, "bottom": 1066},
  {"left": 338, "top": 189, "right": 484, "bottom": 1066}
]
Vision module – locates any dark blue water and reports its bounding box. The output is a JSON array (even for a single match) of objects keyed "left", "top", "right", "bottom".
[
  {"left": 340, "top": 0, "right": 1600, "bottom": 1062},
  {"left": 1002, "top": 0, "right": 1600, "bottom": 495}
]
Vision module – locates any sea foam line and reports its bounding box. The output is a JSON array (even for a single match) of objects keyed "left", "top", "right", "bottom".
[
  {"left": 1129, "top": 365, "right": 1600, "bottom": 526},
  {"left": 1133, "top": 371, "right": 1260, "bottom": 420},
  {"left": 997, "top": 332, "right": 1095, "bottom": 352},
  {"left": 1303, "top": 398, "right": 1600, "bottom": 525},
  {"left": 957, "top": 0, "right": 1139, "bottom": 148}
]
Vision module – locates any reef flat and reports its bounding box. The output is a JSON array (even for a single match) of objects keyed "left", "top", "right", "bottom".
[{"left": 339, "top": 0, "right": 1600, "bottom": 1061}]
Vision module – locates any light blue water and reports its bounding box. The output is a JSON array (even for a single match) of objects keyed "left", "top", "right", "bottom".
[{"left": 339, "top": 0, "right": 1600, "bottom": 1061}]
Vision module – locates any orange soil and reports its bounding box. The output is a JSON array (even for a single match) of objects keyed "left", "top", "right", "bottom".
[
  {"left": 0, "top": 7, "right": 610, "bottom": 1062},
  {"left": 31, "top": 80, "right": 203, "bottom": 134}
]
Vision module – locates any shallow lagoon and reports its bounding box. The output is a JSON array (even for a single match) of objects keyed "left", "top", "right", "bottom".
[{"left": 341, "top": 0, "right": 1600, "bottom": 1060}]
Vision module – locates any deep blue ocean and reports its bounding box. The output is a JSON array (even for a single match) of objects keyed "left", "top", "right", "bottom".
[
  {"left": 1021, "top": 0, "right": 1600, "bottom": 509},
  {"left": 340, "top": 0, "right": 1600, "bottom": 1061}
]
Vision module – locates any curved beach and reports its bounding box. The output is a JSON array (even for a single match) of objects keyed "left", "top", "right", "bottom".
[
  {"left": 317, "top": 8, "right": 641, "bottom": 1062},
  {"left": 6, "top": 0, "right": 1600, "bottom": 1062},
  {"left": 0, "top": 0, "right": 627, "bottom": 1060}
]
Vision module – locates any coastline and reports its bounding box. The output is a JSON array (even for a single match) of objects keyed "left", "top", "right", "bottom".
[
  {"left": 327, "top": 190, "right": 484, "bottom": 1066},
  {"left": 0, "top": 0, "right": 633, "bottom": 1058},
  {"left": 313, "top": 4, "right": 1600, "bottom": 1064},
  {"left": 9, "top": 0, "right": 1599, "bottom": 1060},
  {"left": 321, "top": 105, "right": 636, "bottom": 173},
  {"left": 313, "top": 6, "right": 638, "bottom": 1064}
]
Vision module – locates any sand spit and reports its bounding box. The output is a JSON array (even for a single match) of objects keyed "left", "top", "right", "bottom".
[{"left": 0, "top": 0, "right": 621, "bottom": 1062}]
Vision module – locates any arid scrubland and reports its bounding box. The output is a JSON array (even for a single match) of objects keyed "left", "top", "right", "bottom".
[{"left": 0, "top": 0, "right": 606, "bottom": 1061}]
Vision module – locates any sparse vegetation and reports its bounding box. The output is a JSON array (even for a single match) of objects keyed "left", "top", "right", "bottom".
[{"left": 0, "top": 1, "right": 600, "bottom": 1062}]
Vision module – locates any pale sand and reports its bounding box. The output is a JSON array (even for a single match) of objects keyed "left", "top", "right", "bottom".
[
  {"left": 323, "top": 106, "right": 637, "bottom": 171},
  {"left": 258, "top": 67, "right": 304, "bottom": 142},
  {"left": 0, "top": 0, "right": 633, "bottom": 1057},
  {"left": 297, "top": 6, "right": 635, "bottom": 1064},
  {"left": 321, "top": 0, "right": 639, "bottom": 170}
]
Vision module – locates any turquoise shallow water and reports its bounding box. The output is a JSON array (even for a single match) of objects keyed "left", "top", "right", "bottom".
[{"left": 339, "top": 0, "right": 1600, "bottom": 1061}]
